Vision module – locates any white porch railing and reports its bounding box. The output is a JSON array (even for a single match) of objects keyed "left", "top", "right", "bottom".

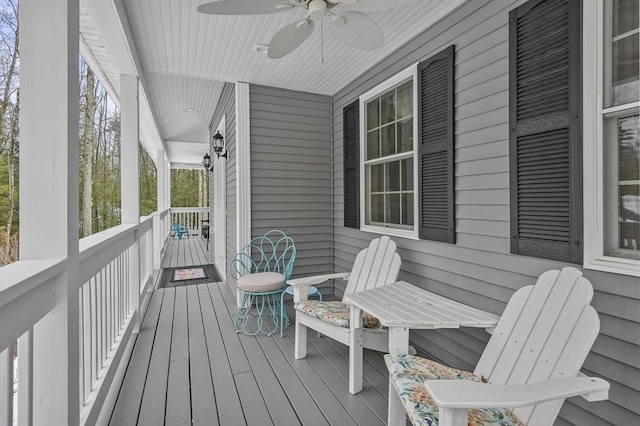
[
  {"left": 0, "top": 209, "right": 171, "bottom": 426},
  {"left": 171, "top": 207, "right": 209, "bottom": 236}
]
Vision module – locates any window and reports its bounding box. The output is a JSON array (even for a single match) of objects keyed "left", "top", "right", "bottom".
[
  {"left": 343, "top": 47, "right": 455, "bottom": 243},
  {"left": 361, "top": 72, "right": 416, "bottom": 235},
  {"left": 584, "top": 0, "right": 640, "bottom": 275}
]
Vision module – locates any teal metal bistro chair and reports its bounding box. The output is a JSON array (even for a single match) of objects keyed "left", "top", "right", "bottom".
[
  {"left": 171, "top": 222, "right": 189, "bottom": 239},
  {"left": 230, "top": 230, "right": 296, "bottom": 336}
]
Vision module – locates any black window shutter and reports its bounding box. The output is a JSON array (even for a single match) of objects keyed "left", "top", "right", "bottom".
[
  {"left": 343, "top": 99, "right": 360, "bottom": 229},
  {"left": 418, "top": 45, "right": 455, "bottom": 243},
  {"left": 509, "top": 0, "right": 582, "bottom": 264}
]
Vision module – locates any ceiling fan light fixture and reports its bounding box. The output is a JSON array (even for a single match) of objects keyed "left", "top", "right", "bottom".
[
  {"left": 331, "top": 15, "right": 346, "bottom": 26},
  {"left": 308, "top": 0, "right": 328, "bottom": 18}
]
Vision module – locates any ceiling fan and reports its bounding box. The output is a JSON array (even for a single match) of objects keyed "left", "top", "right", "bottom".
[{"left": 197, "top": 0, "right": 415, "bottom": 59}]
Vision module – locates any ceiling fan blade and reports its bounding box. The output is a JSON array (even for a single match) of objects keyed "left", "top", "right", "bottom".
[
  {"left": 328, "top": 12, "right": 383, "bottom": 50},
  {"left": 342, "top": 0, "right": 415, "bottom": 12},
  {"left": 268, "top": 19, "right": 315, "bottom": 59},
  {"left": 197, "top": 0, "right": 294, "bottom": 15}
]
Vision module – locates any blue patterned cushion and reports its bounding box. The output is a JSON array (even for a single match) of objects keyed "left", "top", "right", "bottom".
[
  {"left": 294, "top": 300, "right": 379, "bottom": 328},
  {"left": 384, "top": 353, "right": 523, "bottom": 426}
]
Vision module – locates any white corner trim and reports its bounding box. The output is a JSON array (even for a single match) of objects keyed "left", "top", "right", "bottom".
[
  {"left": 214, "top": 115, "right": 227, "bottom": 281},
  {"left": 235, "top": 82, "right": 251, "bottom": 253}
]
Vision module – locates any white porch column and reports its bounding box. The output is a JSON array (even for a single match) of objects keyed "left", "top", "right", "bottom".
[
  {"left": 121, "top": 74, "right": 141, "bottom": 334},
  {"left": 166, "top": 158, "right": 172, "bottom": 210},
  {"left": 19, "top": 0, "right": 80, "bottom": 424},
  {"left": 235, "top": 82, "right": 251, "bottom": 307},
  {"left": 154, "top": 148, "right": 166, "bottom": 269}
]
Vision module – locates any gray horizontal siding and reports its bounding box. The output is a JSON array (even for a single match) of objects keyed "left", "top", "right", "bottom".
[
  {"left": 331, "top": 0, "right": 640, "bottom": 425},
  {"left": 250, "top": 85, "right": 333, "bottom": 290},
  {"left": 210, "top": 82, "right": 236, "bottom": 295}
]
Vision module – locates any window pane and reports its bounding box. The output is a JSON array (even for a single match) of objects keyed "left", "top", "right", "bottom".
[
  {"left": 366, "top": 98, "right": 380, "bottom": 130},
  {"left": 387, "top": 161, "right": 400, "bottom": 192},
  {"left": 611, "top": 34, "right": 640, "bottom": 105},
  {"left": 402, "top": 193, "right": 414, "bottom": 226},
  {"left": 370, "top": 163, "right": 385, "bottom": 192},
  {"left": 613, "top": 0, "right": 639, "bottom": 37},
  {"left": 605, "top": 0, "right": 640, "bottom": 107},
  {"left": 386, "top": 194, "right": 401, "bottom": 224},
  {"left": 401, "top": 158, "right": 413, "bottom": 191},
  {"left": 618, "top": 115, "right": 639, "bottom": 252},
  {"left": 619, "top": 184, "right": 639, "bottom": 250},
  {"left": 397, "top": 81, "right": 413, "bottom": 119},
  {"left": 381, "top": 123, "right": 396, "bottom": 157},
  {"left": 380, "top": 91, "right": 395, "bottom": 125},
  {"left": 619, "top": 115, "right": 640, "bottom": 181},
  {"left": 367, "top": 129, "right": 380, "bottom": 160},
  {"left": 398, "top": 117, "right": 413, "bottom": 153},
  {"left": 604, "top": 114, "right": 640, "bottom": 258},
  {"left": 370, "top": 194, "right": 384, "bottom": 223}
]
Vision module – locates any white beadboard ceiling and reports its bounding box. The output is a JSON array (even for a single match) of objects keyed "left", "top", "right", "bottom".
[{"left": 80, "top": 0, "right": 466, "bottom": 167}]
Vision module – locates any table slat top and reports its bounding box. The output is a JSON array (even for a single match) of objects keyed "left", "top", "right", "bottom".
[{"left": 344, "top": 281, "right": 500, "bottom": 329}]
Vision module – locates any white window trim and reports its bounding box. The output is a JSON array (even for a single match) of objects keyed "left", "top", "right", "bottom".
[
  {"left": 214, "top": 115, "right": 227, "bottom": 280},
  {"left": 583, "top": 0, "right": 640, "bottom": 277},
  {"left": 359, "top": 65, "right": 420, "bottom": 240}
]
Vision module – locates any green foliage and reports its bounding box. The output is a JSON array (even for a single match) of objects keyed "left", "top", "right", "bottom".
[
  {"left": 140, "top": 145, "right": 157, "bottom": 216},
  {"left": 171, "top": 169, "right": 203, "bottom": 207}
]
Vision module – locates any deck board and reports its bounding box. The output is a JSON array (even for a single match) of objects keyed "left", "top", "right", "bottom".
[
  {"left": 111, "top": 237, "right": 390, "bottom": 425},
  {"left": 186, "top": 285, "right": 219, "bottom": 426},
  {"left": 165, "top": 286, "right": 191, "bottom": 425},
  {"left": 137, "top": 288, "right": 175, "bottom": 425},
  {"left": 198, "top": 283, "right": 246, "bottom": 425},
  {"left": 109, "top": 289, "right": 164, "bottom": 426}
]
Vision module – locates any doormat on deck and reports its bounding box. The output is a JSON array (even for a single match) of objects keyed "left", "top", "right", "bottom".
[{"left": 158, "top": 264, "right": 221, "bottom": 289}]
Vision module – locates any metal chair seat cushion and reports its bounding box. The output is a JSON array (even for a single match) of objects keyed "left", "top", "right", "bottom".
[
  {"left": 385, "top": 353, "right": 522, "bottom": 426},
  {"left": 237, "top": 271, "right": 285, "bottom": 293}
]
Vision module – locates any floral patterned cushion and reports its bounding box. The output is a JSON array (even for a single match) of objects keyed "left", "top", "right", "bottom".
[
  {"left": 384, "top": 353, "right": 523, "bottom": 426},
  {"left": 294, "top": 300, "right": 379, "bottom": 328}
]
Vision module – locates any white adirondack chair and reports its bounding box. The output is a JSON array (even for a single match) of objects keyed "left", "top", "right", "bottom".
[
  {"left": 385, "top": 267, "right": 610, "bottom": 426},
  {"left": 288, "top": 236, "right": 401, "bottom": 362}
]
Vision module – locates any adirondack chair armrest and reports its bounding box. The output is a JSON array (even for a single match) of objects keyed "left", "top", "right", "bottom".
[
  {"left": 424, "top": 376, "right": 610, "bottom": 410},
  {"left": 287, "top": 272, "right": 350, "bottom": 287},
  {"left": 288, "top": 272, "right": 350, "bottom": 303}
]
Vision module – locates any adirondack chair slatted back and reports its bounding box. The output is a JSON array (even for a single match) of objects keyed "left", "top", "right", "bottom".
[
  {"left": 474, "top": 267, "right": 600, "bottom": 425},
  {"left": 343, "top": 236, "right": 401, "bottom": 298}
]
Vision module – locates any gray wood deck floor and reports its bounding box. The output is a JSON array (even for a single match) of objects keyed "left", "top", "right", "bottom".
[
  {"left": 161, "top": 235, "right": 214, "bottom": 269},
  {"left": 109, "top": 237, "right": 390, "bottom": 426}
]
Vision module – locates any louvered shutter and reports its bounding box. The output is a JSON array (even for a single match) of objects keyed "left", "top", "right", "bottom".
[
  {"left": 418, "top": 45, "right": 455, "bottom": 243},
  {"left": 343, "top": 99, "right": 360, "bottom": 229},
  {"left": 509, "top": 0, "right": 582, "bottom": 263}
]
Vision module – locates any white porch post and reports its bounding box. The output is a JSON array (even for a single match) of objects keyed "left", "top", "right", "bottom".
[
  {"left": 235, "top": 82, "right": 251, "bottom": 307},
  {"left": 19, "top": 0, "right": 80, "bottom": 424},
  {"left": 121, "top": 74, "right": 141, "bottom": 334},
  {"left": 166, "top": 158, "right": 172, "bottom": 210},
  {"left": 154, "top": 148, "right": 166, "bottom": 269}
]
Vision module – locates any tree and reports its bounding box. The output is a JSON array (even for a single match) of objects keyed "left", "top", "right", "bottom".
[
  {"left": 79, "top": 61, "right": 96, "bottom": 237},
  {"left": 0, "top": 0, "right": 19, "bottom": 265}
]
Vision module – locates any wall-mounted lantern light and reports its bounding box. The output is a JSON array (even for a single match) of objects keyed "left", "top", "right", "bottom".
[
  {"left": 202, "top": 152, "right": 213, "bottom": 171},
  {"left": 212, "top": 131, "right": 227, "bottom": 159}
]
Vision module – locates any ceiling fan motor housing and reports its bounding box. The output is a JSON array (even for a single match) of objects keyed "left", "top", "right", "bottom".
[{"left": 308, "top": 0, "right": 329, "bottom": 17}]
